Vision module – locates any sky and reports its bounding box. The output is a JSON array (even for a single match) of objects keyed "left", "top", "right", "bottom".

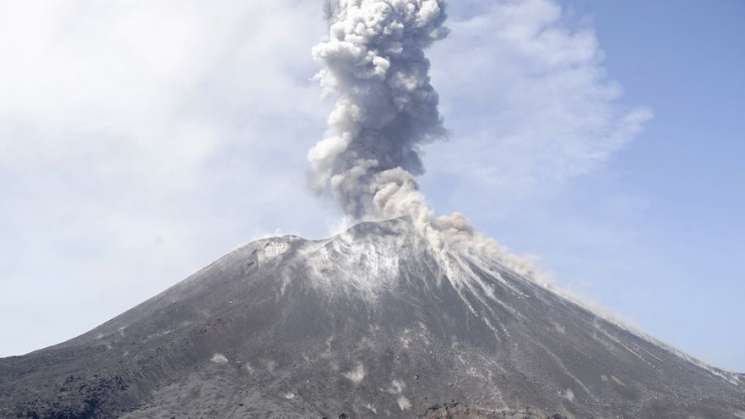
[{"left": 0, "top": 0, "right": 743, "bottom": 371}]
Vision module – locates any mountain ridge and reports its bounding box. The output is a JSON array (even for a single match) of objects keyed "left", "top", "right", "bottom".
[{"left": 1, "top": 217, "right": 743, "bottom": 418}]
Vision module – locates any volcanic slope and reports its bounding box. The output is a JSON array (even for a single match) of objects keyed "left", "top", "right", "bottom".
[{"left": 1, "top": 218, "right": 743, "bottom": 418}]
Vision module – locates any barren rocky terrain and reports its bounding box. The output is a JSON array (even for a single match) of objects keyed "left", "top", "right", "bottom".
[{"left": 1, "top": 218, "right": 743, "bottom": 418}]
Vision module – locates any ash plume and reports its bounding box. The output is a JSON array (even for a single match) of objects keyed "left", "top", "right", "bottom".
[
  {"left": 309, "top": 0, "right": 542, "bottom": 280},
  {"left": 310, "top": 0, "right": 447, "bottom": 220}
]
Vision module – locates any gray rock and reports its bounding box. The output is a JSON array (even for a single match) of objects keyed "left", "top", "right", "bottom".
[{"left": 1, "top": 218, "right": 743, "bottom": 418}]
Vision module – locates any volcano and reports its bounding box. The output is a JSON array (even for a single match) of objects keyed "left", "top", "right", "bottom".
[{"left": 1, "top": 218, "right": 743, "bottom": 418}]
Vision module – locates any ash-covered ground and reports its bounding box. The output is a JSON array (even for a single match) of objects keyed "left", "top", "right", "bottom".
[{"left": 1, "top": 218, "right": 743, "bottom": 418}]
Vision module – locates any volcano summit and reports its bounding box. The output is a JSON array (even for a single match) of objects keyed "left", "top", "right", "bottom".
[{"left": 1, "top": 218, "right": 743, "bottom": 418}]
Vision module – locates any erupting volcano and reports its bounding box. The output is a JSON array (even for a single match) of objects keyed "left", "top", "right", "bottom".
[{"left": 2, "top": 1, "right": 743, "bottom": 418}]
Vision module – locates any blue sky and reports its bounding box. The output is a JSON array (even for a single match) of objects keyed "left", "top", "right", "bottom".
[
  {"left": 556, "top": 0, "right": 745, "bottom": 370},
  {"left": 557, "top": 0, "right": 745, "bottom": 371},
  {"left": 0, "top": 0, "right": 743, "bottom": 371},
  {"left": 426, "top": 0, "right": 745, "bottom": 370}
]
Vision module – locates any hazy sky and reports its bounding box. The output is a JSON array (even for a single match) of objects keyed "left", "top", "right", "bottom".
[{"left": 1, "top": 0, "right": 743, "bottom": 371}]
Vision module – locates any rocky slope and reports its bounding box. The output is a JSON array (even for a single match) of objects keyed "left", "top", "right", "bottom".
[{"left": 1, "top": 218, "right": 743, "bottom": 418}]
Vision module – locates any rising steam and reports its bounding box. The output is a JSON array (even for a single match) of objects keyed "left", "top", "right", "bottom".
[{"left": 309, "top": 0, "right": 545, "bottom": 281}]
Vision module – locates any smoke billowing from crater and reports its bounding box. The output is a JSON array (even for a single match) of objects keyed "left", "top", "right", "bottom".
[
  {"left": 309, "top": 0, "right": 447, "bottom": 221},
  {"left": 309, "top": 0, "right": 545, "bottom": 281}
]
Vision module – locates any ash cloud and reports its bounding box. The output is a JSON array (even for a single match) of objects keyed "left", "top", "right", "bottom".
[
  {"left": 309, "top": 0, "right": 543, "bottom": 280},
  {"left": 309, "top": 0, "right": 447, "bottom": 220}
]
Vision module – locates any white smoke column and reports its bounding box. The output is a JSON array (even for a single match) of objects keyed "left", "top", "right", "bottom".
[{"left": 310, "top": 0, "right": 546, "bottom": 281}]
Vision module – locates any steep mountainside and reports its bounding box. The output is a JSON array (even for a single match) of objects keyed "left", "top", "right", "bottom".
[{"left": 1, "top": 218, "right": 743, "bottom": 418}]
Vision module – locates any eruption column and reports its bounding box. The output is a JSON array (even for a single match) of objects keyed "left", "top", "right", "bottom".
[
  {"left": 309, "top": 0, "right": 448, "bottom": 224},
  {"left": 310, "top": 0, "right": 543, "bottom": 281}
]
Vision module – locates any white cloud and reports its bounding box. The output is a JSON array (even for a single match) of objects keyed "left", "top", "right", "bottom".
[
  {"left": 0, "top": 0, "right": 336, "bottom": 356},
  {"left": 425, "top": 0, "right": 652, "bottom": 210}
]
